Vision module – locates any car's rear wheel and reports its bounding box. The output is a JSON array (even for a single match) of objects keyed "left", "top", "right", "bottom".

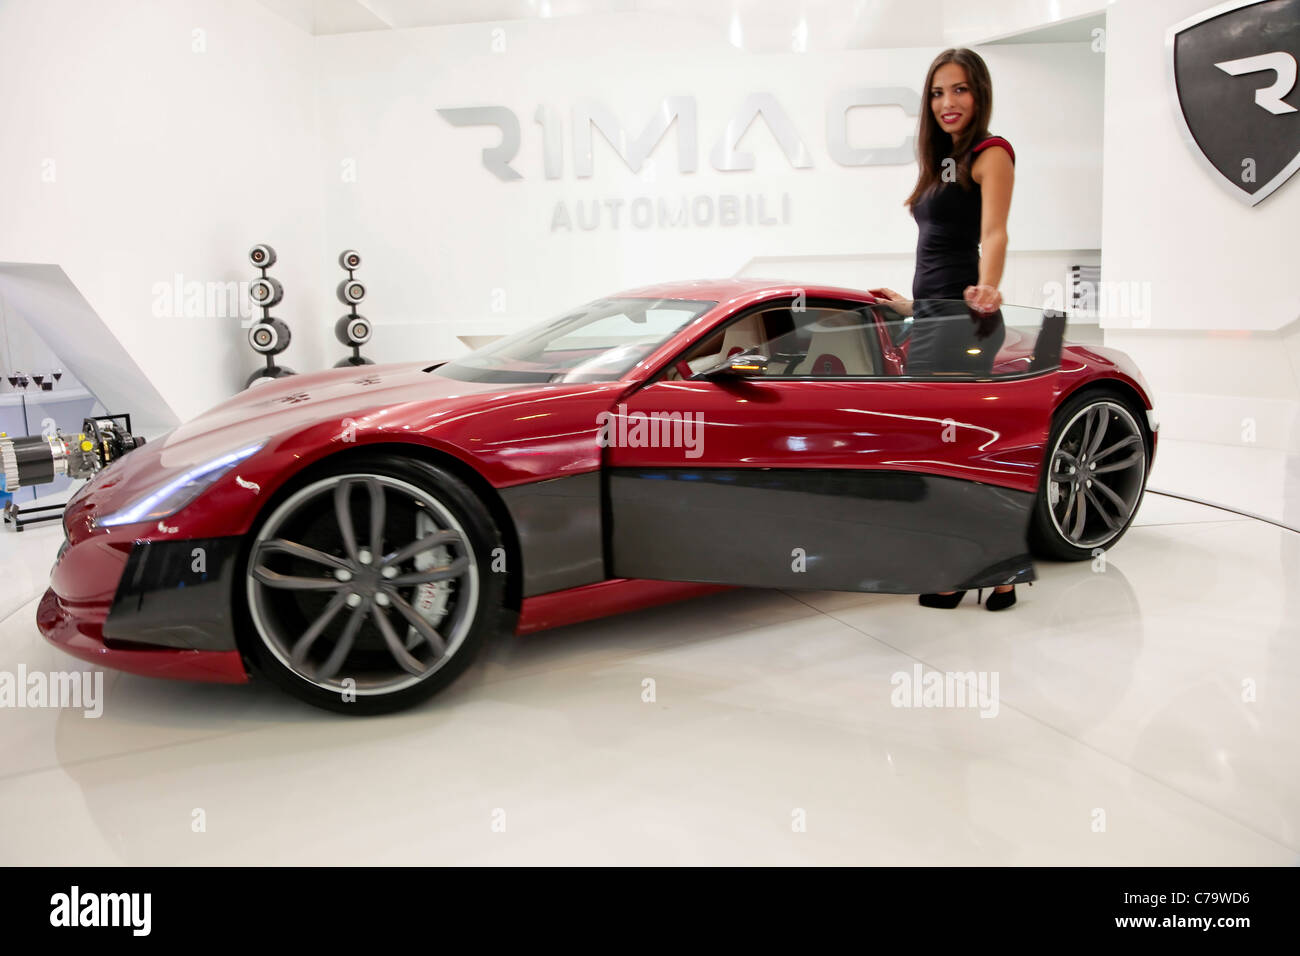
[
  {"left": 1029, "top": 390, "right": 1150, "bottom": 561},
  {"left": 240, "top": 454, "right": 505, "bottom": 714}
]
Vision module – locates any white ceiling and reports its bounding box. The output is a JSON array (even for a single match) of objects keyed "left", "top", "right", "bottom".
[
  {"left": 983, "top": 11, "right": 1106, "bottom": 45},
  {"left": 256, "top": 0, "right": 951, "bottom": 50},
  {"left": 257, "top": 0, "right": 1104, "bottom": 50}
]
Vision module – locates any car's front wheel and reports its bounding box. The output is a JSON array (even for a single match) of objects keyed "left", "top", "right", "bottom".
[
  {"left": 1029, "top": 390, "right": 1150, "bottom": 561},
  {"left": 238, "top": 454, "right": 506, "bottom": 714}
]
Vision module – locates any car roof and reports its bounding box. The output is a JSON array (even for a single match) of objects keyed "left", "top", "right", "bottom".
[{"left": 608, "top": 277, "right": 878, "bottom": 305}]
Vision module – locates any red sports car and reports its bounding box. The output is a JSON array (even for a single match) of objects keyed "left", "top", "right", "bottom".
[{"left": 39, "top": 279, "right": 1157, "bottom": 713}]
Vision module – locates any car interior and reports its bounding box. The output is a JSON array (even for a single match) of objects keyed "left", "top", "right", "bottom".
[{"left": 664, "top": 303, "right": 884, "bottom": 380}]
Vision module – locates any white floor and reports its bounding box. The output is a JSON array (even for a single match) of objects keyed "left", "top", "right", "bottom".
[
  {"left": 1148, "top": 436, "right": 1300, "bottom": 532},
  {"left": 1, "top": 493, "right": 1297, "bottom": 865}
]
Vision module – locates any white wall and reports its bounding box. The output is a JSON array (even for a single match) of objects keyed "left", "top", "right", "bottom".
[
  {"left": 5, "top": 0, "right": 1290, "bottom": 521},
  {"left": 943, "top": 0, "right": 1108, "bottom": 44},
  {"left": 1099, "top": 0, "right": 1300, "bottom": 523},
  {"left": 0, "top": 0, "right": 328, "bottom": 424},
  {"left": 1101, "top": 0, "right": 1297, "bottom": 333},
  {"left": 0, "top": 2, "right": 1106, "bottom": 425},
  {"left": 314, "top": 17, "right": 1104, "bottom": 364},
  {"left": 0, "top": 263, "right": 176, "bottom": 437},
  {"left": 736, "top": 249, "right": 1102, "bottom": 320}
]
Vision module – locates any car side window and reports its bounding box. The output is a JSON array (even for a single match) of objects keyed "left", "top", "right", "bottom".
[
  {"left": 663, "top": 301, "right": 884, "bottom": 379},
  {"left": 878, "top": 307, "right": 912, "bottom": 346}
]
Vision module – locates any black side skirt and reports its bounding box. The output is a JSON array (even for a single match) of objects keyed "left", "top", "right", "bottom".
[{"left": 609, "top": 468, "right": 1035, "bottom": 593}]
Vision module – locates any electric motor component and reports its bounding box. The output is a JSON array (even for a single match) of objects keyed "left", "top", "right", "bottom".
[{"left": 0, "top": 416, "right": 144, "bottom": 494}]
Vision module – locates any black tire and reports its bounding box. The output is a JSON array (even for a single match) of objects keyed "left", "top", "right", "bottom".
[
  {"left": 237, "top": 454, "right": 506, "bottom": 714},
  {"left": 1029, "top": 388, "right": 1151, "bottom": 561}
]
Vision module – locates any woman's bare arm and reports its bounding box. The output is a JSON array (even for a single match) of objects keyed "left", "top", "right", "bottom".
[{"left": 972, "top": 146, "right": 1014, "bottom": 291}]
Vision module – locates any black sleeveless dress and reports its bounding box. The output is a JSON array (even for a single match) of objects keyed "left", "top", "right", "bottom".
[
  {"left": 910, "top": 136, "right": 1015, "bottom": 300},
  {"left": 907, "top": 136, "right": 1015, "bottom": 375}
]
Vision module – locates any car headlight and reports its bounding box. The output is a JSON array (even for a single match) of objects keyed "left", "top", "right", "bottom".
[{"left": 98, "top": 443, "right": 264, "bottom": 528}]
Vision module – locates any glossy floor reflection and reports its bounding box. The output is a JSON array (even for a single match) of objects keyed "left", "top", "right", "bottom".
[
  {"left": 0, "top": 494, "right": 1296, "bottom": 865},
  {"left": 1149, "top": 436, "right": 1300, "bottom": 531}
]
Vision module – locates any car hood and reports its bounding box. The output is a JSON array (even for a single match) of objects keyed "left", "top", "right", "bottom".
[
  {"left": 65, "top": 362, "right": 627, "bottom": 541},
  {"left": 158, "top": 362, "right": 528, "bottom": 465},
  {"left": 66, "top": 363, "right": 531, "bottom": 522}
]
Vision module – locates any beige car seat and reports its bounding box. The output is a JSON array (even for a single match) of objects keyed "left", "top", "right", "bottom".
[
  {"left": 792, "top": 311, "right": 875, "bottom": 375},
  {"left": 684, "top": 313, "right": 768, "bottom": 375}
]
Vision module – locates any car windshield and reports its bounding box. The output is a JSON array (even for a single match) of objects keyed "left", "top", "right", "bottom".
[{"left": 438, "top": 297, "right": 717, "bottom": 384}]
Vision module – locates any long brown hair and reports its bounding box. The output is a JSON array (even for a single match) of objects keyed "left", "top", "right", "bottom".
[{"left": 905, "top": 48, "right": 993, "bottom": 207}]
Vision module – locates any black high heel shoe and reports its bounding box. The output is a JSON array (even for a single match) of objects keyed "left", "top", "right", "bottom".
[
  {"left": 985, "top": 586, "right": 1016, "bottom": 611},
  {"left": 918, "top": 590, "right": 967, "bottom": 609}
]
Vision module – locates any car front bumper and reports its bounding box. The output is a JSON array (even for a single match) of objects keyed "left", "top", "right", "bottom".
[
  {"left": 38, "top": 587, "right": 248, "bottom": 683},
  {"left": 37, "top": 520, "right": 250, "bottom": 684}
]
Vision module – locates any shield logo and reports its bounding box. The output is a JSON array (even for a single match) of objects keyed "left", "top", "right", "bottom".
[{"left": 1167, "top": 0, "right": 1300, "bottom": 205}]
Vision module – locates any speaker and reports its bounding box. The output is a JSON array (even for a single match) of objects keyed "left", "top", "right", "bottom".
[
  {"left": 334, "top": 247, "right": 373, "bottom": 366},
  {"left": 245, "top": 365, "right": 296, "bottom": 388},
  {"left": 248, "top": 319, "right": 291, "bottom": 355},
  {"left": 243, "top": 241, "right": 295, "bottom": 389},
  {"left": 248, "top": 244, "right": 277, "bottom": 269},
  {"left": 249, "top": 276, "right": 283, "bottom": 309},
  {"left": 337, "top": 278, "right": 366, "bottom": 306},
  {"left": 334, "top": 314, "right": 372, "bottom": 347}
]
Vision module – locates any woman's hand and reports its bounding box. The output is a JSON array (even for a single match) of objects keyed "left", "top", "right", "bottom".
[
  {"left": 868, "top": 287, "right": 914, "bottom": 317},
  {"left": 963, "top": 284, "right": 1002, "bottom": 314}
]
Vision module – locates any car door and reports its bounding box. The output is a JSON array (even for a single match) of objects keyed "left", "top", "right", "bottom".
[{"left": 604, "top": 296, "right": 1066, "bottom": 593}]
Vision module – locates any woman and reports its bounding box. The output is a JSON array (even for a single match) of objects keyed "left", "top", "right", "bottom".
[{"left": 870, "top": 47, "right": 1018, "bottom": 612}]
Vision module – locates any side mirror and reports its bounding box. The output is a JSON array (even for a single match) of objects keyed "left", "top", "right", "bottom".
[{"left": 694, "top": 348, "right": 769, "bottom": 379}]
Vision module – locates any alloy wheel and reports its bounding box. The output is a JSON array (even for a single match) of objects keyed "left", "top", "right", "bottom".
[
  {"left": 246, "top": 473, "right": 479, "bottom": 697},
  {"left": 1046, "top": 400, "right": 1147, "bottom": 550}
]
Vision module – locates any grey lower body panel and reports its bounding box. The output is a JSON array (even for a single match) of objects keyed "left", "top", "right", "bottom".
[
  {"left": 500, "top": 471, "right": 606, "bottom": 597},
  {"left": 609, "top": 468, "right": 1036, "bottom": 593},
  {"left": 104, "top": 536, "right": 241, "bottom": 650}
]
